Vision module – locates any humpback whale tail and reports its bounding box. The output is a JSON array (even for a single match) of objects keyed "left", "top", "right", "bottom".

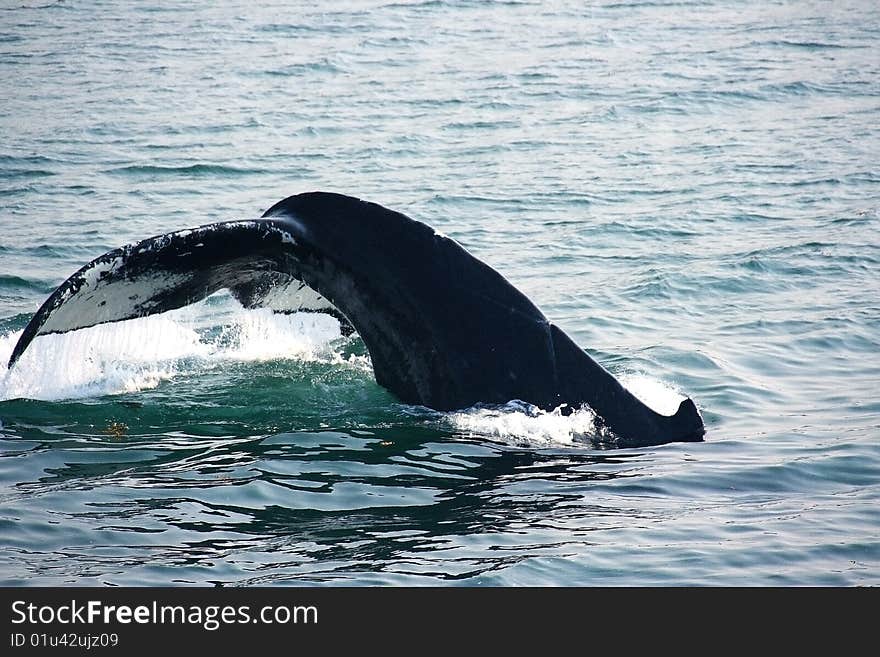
[
  {"left": 7, "top": 192, "right": 704, "bottom": 447},
  {"left": 667, "top": 398, "right": 704, "bottom": 443}
]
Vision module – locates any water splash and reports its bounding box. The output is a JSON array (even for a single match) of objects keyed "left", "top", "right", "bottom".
[
  {"left": 445, "top": 401, "right": 602, "bottom": 447},
  {"left": 0, "top": 305, "right": 343, "bottom": 401},
  {"left": 618, "top": 372, "right": 686, "bottom": 416},
  {"left": 211, "top": 308, "right": 342, "bottom": 362},
  {"left": 443, "top": 374, "right": 687, "bottom": 448}
]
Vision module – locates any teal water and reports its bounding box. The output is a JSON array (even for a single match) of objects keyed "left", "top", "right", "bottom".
[{"left": 1, "top": 0, "right": 878, "bottom": 585}]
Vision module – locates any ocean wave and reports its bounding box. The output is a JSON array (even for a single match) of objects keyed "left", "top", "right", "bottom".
[{"left": 103, "top": 163, "right": 272, "bottom": 178}]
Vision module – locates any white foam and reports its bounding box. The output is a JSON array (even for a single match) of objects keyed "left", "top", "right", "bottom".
[
  {"left": 0, "top": 316, "right": 198, "bottom": 400},
  {"left": 618, "top": 372, "right": 686, "bottom": 416},
  {"left": 0, "top": 302, "right": 344, "bottom": 402},
  {"left": 444, "top": 374, "right": 687, "bottom": 448},
  {"left": 445, "top": 401, "right": 601, "bottom": 447}
]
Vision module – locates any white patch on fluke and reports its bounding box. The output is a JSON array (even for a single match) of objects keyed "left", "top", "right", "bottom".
[
  {"left": 275, "top": 229, "right": 297, "bottom": 245},
  {"left": 258, "top": 280, "right": 336, "bottom": 314},
  {"left": 275, "top": 215, "right": 308, "bottom": 242},
  {"left": 40, "top": 263, "right": 190, "bottom": 335}
]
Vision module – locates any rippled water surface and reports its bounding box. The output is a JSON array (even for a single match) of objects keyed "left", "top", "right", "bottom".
[{"left": 1, "top": 0, "right": 878, "bottom": 585}]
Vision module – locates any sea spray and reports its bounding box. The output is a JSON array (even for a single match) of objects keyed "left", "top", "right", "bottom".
[{"left": 0, "top": 302, "right": 344, "bottom": 402}]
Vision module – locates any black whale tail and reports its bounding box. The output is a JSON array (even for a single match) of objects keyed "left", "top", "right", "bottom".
[
  {"left": 594, "top": 395, "right": 704, "bottom": 447},
  {"left": 667, "top": 398, "right": 705, "bottom": 443},
  {"left": 548, "top": 323, "right": 704, "bottom": 446},
  {"left": 7, "top": 191, "right": 705, "bottom": 448}
]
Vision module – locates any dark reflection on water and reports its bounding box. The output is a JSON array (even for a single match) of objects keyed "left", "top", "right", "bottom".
[{"left": 1, "top": 415, "right": 649, "bottom": 584}]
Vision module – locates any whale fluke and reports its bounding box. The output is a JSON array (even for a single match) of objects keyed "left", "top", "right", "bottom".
[{"left": 7, "top": 192, "right": 704, "bottom": 446}]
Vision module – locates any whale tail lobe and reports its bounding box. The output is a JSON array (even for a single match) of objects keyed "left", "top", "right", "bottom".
[{"left": 668, "top": 398, "right": 705, "bottom": 443}]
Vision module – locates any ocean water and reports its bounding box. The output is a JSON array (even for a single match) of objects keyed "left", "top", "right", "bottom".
[{"left": 0, "top": 0, "right": 878, "bottom": 585}]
